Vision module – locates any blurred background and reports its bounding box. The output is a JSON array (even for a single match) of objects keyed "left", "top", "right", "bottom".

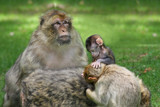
[{"left": 0, "top": 0, "right": 160, "bottom": 106}]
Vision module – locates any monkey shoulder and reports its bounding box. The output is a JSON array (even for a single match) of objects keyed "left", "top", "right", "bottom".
[{"left": 103, "top": 46, "right": 115, "bottom": 62}]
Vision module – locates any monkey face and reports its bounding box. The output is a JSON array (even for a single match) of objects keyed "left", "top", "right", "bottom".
[
  {"left": 83, "top": 64, "right": 103, "bottom": 83},
  {"left": 52, "top": 17, "right": 72, "bottom": 45},
  {"left": 86, "top": 34, "right": 104, "bottom": 60},
  {"left": 90, "top": 43, "right": 101, "bottom": 59},
  {"left": 40, "top": 10, "right": 72, "bottom": 45}
]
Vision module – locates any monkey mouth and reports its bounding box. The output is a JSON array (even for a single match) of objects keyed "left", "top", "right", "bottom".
[{"left": 57, "top": 35, "right": 71, "bottom": 45}]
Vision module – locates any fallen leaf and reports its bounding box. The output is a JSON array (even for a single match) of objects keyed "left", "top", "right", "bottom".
[
  {"left": 144, "top": 67, "right": 152, "bottom": 73},
  {"left": 139, "top": 53, "right": 148, "bottom": 58}
]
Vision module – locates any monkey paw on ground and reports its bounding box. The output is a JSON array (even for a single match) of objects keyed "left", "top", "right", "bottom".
[{"left": 91, "top": 62, "right": 101, "bottom": 68}]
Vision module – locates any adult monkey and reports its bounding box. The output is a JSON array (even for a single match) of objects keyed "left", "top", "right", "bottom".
[{"left": 3, "top": 10, "right": 91, "bottom": 107}]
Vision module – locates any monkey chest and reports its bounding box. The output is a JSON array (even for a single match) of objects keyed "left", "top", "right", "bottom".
[{"left": 42, "top": 49, "right": 79, "bottom": 69}]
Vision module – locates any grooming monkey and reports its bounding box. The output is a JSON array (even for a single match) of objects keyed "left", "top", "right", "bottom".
[
  {"left": 83, "top": 64, "right": 151, "bottom": 107},
  {"left": 86, "top": 34, "right": 115, "bottom": 68},
  {"left": 83, "top": 63, "right": 141, "bottom": 107},
  {"left": 3, "top": 10, "right": 88, "bottom": 107}
]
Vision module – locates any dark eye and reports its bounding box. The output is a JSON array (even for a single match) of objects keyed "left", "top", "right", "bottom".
[
  {"left": 63, "top": 21, "right": 69, "bottom": 25},
  {"left": 52, "top": 22, "right": 61, "bottom": 28},
  {"left": 52, "top": 22, "right": 60, "bottom": 26},
  {"left": 55, "top": 22, "right": 61, "bottom": 25}
]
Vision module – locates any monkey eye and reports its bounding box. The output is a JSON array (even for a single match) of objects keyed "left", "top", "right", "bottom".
[
  {"left": 54, "top": 22, "right": 61, "bottom": 25},
  {"left": 52, "top": 22, "right": 61, "bottom": 28},
  {"left": 63, "top": 21, "right": 69, "bottom": 25}
]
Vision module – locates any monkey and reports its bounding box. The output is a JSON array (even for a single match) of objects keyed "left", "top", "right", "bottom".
[
  {"left": 86, "top": 34, "right": 115, "bottom": 68},
  {"left": 3, "top": 10, "right": 88, "bottom": 107},
  {"left": 83, "top": 63, "right": 142, "bottom": 107},
  {"left": 139, "top": 79, "right": 151, "bottom": 107},
  {"left": 20, "top": 68, "right": 96, "bottom": 107}
]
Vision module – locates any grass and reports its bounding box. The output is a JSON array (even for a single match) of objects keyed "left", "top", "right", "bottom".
[{"left": 0, "top": 0, "right": 160, "bottom": 106}]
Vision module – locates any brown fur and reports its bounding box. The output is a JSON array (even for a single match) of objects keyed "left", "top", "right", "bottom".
[
  {"left": 20, "top": 68, "right": 96, "bottom": 107},
  {"left": 139, "top": 80, "right": 151, "bottom": 107},
  {"left": 3, "top": 10, "right": 88, "bottom": 107}
]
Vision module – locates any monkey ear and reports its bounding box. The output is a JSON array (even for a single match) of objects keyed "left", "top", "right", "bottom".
[
  {"left": 40, "top": 18, "right": 44, "bottom": 26},
  {"left": 96, "top": 38, "right": 103, "bottom": 46}
]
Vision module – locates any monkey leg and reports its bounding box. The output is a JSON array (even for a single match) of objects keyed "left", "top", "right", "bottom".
[{"left": 3, "top": 92, "right": 21, "bottom": 107}]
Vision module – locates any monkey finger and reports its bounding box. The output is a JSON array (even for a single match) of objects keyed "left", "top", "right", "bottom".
[
  {"left": 98, "top": 63, "right": 101, "bottom": 68},
  {"left": 95, "top": 64, "right": 99, "bottom": 69},
  {"left": 92, "top": 63, "right": 95, "bottom": 68},
  {"left": 94, "top": 64, "right": 98, "bottom": 69},
  {"left": 93, "top": 64, "right": 96, "bottom": 68},
  {"left": 95, "top": 62, "right": 98, "bottom": 69},
  {"left": 96, "top": 65, "right": 99, "bottom": 69},
  {"left": 91, "top": 63, "right": 96, "bottom": 68},
  {"left": 91, "top": 63, "right": 94, "bottom": 66}
]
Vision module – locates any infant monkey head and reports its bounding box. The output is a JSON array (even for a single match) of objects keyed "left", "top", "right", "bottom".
[
  {"left": 83, "top": 63, "right": 106, "bottom": 83},
  {"left": 86, "top": 34, "right": 104, "bottom": 59},
  {"left": 85, "top": 34, "right": 115, "bottom": 68}
]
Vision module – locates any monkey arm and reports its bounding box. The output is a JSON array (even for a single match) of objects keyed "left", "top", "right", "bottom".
[
  {"left": 86, "top": 89, "right": 102, "bottom": 105},
  {"left": 96, "top": 57, "right": 115, "bottom": 65},
  {"left": 91, "top": 57, "right": 114, "bottom": 68},
  {"left": 105, "top": 46, "right": 116, "bottom": 64}
]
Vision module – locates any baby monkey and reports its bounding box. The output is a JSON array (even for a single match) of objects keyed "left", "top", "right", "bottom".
[{"left": 86, "top": 34, "right": 115, "bottom": 68}]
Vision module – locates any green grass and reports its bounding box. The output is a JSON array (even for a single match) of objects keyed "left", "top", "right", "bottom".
[{"left": 0, "top": 0, "right": 160, "bottom": 106}]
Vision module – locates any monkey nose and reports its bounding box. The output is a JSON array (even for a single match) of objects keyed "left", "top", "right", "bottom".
[{"left": 61, "top": 29, "right": 67, "bottom": 32}]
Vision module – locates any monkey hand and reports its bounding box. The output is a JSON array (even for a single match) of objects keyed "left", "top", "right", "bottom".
[{"left": 91, "top": 62, "right": 101, "bottom": 69}]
